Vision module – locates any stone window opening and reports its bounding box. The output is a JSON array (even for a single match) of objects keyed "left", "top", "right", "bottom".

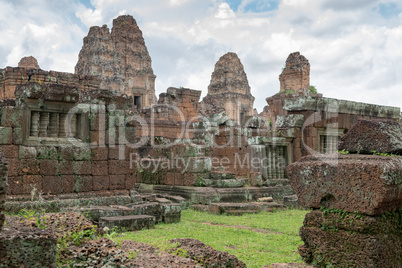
[
  {"left": 30, "top": 111, "right": 82, "bottom": 139},
  {"left": 317, "top": 129, "right": 344, "bottom": 154},
  {"left": 134, "top": 95, "right": 142, "bottom": 109},
  {"left": 23, "top": 100, "right": 89, "bottom": 146},
  {"left": 265, "top": 145, "right": 287, "bottom": 179}
]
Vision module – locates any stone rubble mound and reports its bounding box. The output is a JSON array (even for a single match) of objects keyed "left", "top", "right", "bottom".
[{"left": 338, "top": 119, "right": 402, "bottom": 154}]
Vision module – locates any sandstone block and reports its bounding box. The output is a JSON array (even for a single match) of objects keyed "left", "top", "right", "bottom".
[
  {"left": 91, "top": 161, "right": 108, "bottom": 176},
  {"left": 62, "top": 175, "right": 75, "bottom": 193},
  {"left": 298, "top": 210, "right": 401, "bottom": 267},
  {"left": 93, "top": 176, "right": 109, "bottom": 191},
  {"left": 99, "top": 215, "right": 155, "bottom": 231},
  {"left": 42, "top": 176, "right": 62, "bottom": 194},
  {"left": 1, "top": 106, "right": 23, "bottom": 128},
  {"left": 39, "top": 160, "right": 58, "bottom": 175},
  {"left": 0, "top": 127, "right": 13, "bottom": 144},
  {"left": 338, "top": 119, "right": 402, "bottom": 154},
  {"left": 109, "top": 175, "right": 125, "bottom": 190},
  {"left": 73, "top": 175, "right": 93, "bottom": 193},
  {"left": 287, "top": 154, "right": 402, "bottom": 215},
  {"left": 57, "top": 161, "right": 74, "bottom": 175}
]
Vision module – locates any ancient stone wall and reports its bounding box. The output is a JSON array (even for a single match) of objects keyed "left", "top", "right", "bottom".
[
  {"left": 0, "top": 153, "right": 7, "bottom": 231},
  {"left": 156, "top": 87, "right": 201, "bottom": 122},
  {"left": 0, "top": 66, "right": 101, "bottom": 99},
  {"left": 75, "top": 15, "right": 157, "bottom": 108},
  {"left": 267, "top": 91, "right": 400, "bottom": 161}
]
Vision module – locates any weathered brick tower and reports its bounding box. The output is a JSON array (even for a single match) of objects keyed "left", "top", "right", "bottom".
[
  {"left": 279, "top": 51, "right": 310, "bottom": 95},
  {"left": 75, "top": 15, "right": 157, "bottom": 109}
]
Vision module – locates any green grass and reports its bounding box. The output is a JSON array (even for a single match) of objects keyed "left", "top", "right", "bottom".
[{"left": 115, "top": 209, "right": 309, "bottom": 268}]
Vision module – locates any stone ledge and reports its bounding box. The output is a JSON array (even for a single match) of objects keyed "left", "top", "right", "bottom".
[
  {"left": 283, "top": 96, "right": 400, "bottom": 119},
  {"left": 287, "top": 154, "right": 402, "bottom": 215}
]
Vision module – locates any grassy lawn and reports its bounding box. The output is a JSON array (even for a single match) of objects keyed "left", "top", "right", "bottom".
[{"left": 115, "top": 209, "right": 309, "bottom": 268}]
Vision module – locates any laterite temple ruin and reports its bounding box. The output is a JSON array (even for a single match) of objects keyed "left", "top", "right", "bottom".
[{"left": 0, "top": 14, "right": 401, "bottom": 267}]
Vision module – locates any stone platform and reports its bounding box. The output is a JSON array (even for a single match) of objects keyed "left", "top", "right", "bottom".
[
  {"left": 136, "top": 184, "right": 294, "bottom": 204},
  {"left": 99, "top": 215, "right": 156, "bottom": 231}
]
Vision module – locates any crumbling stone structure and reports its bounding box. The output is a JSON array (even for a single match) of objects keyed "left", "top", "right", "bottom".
[
  {"left": 18, "top": 56, "right": 40, "bottom": 69},
  {"left": 200, "top": 52, "right": 255, "bottom": 124},
  {"left": 288, "top": 120, "right": 402, "bottom": 267},
  {"left": 0, "top": 15, "right": 400, "bottom": 210},
  {"left": 75, "top": 15, "right": 157, "bottom": 108},
  {"left": 279, "top": 52, "right": 310, "bottom": 95}
]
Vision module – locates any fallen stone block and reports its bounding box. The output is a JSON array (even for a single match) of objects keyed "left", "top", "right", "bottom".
[
  {"left": 338, "top": 119, "right": 402, "bottom": 154},
  {"left": 283, "top": 194, "right": 301, "bottom": 208},
  {"left": 170, "top": 238, "right": 246, "bottom": 268},
  {"left": 0, "top": 223, "right": 58, "bottom": 267},
  {"left": 158, "top": 194, "right": 187, "bottom": 209},
  {"left": 257, "top": 197, "right": 273, "bottom": 202},
  {"left": 99, "top": 215, "right": 155, "bottom": 231},
  {"left": 76, "top": 206, "right": 122, "bottom": 222},
  {"left": 160, "top": 203, "right": 181, "bottom": 223},
  {"left": 287, "top": 154, "right": 402, "bottom": 215},
  {"left": 124, "top": 202, "right": 163, "bottom": 222},
  {"left": 298, "top": 210, "right": 401, "bottom": 268}
]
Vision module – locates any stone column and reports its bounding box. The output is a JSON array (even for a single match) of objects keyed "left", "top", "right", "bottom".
[
  {"left": 48, "top": 113, "right": 59, "bottom": 137},
  {"left": 38, "top": 112, "right": 49, "bottom": 137},
  {"left": 0, "top": 153, "right": 8, "bottom": 231},
  {"left": 58, "top": 114, "right": 67, "bottom": 137},
  {"left": 30, "top": 111, "right": 40, "bottom": 137}
]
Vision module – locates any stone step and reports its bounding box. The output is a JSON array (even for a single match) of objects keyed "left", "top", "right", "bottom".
[
  {"left": 160, "top": 203, "right": 181, "bottom": 223},
  {"left": 208, "top": 203, "right": 262, "bottom": 214},
  {"left": 154, "top": 197, "right": 172, "bottom": 204},
  {"left": 79, "top": 206, "right": 123, "bottom": 222},
  {"left": 190, "top": 204, "right": 209, "bottom": 212},
  {"left": 99, "top": 215, "right": 155, "bottom": 231},
  {"left": 225, "top": 209, "right": 260, "bottom": 216},
  {"left": 208, "top": 202, "right": 286, "bottom": 215},
  {"left": 263, "top": 179, "right": 291, "bottom": 187},
  {"left": 125, "top": 202, "right": 182, "bottom": 223},
  {"left": 203, "top": 178, "right": 246, "bottom": 188},
  {"left": 257, "top": 202, "right": 287, "bottom": 212},
  {"left": 157, "top": 194, "right": 187, "bottom": 209}
]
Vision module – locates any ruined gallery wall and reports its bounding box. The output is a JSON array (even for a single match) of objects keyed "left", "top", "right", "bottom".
[
  {"left": 271, "top": 94, "right": 401, "bottom": 162},
  {"left": 0, "top": 67, "right": 259, "bottom": 197},
  {"left": 0, "top": 67, "right": 100, "bottom": 100}
]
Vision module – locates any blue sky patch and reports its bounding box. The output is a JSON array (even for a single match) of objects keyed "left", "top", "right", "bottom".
[
  {"left": 80, "top": 0, "right": 95, "bottom": 9},
  {"left": 225, "top": 0, "right": 279, "bottom": 13},
  {"left": 377, "top": 2, "right": 401, "bottom": 18}
]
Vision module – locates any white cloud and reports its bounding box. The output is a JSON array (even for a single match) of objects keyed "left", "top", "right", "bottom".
[
  {"left": 0, "top": 0, "right": 400, "bottom": 113},
  {"left": 214, "top": 3, "right": 236, "bottom": 19}
]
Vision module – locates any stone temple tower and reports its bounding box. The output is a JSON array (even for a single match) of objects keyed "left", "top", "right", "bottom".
[
  {"left": 279, "top": 52, "right": 310, "bottom": 95},
  {"left": 200, "top": 52, "right": 255, "bottom": 124},
  {"left": 75, "top": 15, "right": 157, "bottom": 109}
]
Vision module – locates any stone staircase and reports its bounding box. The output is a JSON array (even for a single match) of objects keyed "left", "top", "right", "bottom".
[
  {"left": 191, "top": 197, "right": 286, "bottom": 216},
  {"left": 77, "top": 192, "right": 186, "bottom": 231}
]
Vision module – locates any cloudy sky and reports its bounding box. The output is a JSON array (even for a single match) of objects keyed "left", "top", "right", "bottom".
[{"left": 1, "top": 0, "right": 401, "bottom": 112}]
